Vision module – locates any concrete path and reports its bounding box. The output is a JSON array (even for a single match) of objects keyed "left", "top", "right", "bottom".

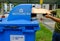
[
  {"left": 42, "top": 18, "right": 55, "bottom": 32},
  {"left": 42, "top": 22, "right": 54, "bottom": 32}
]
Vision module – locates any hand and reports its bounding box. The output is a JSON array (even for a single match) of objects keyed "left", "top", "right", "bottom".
[{"left": 45, "top": 14, "right": 52, "bottom": 18}]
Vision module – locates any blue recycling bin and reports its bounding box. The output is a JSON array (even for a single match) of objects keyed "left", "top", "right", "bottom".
[{"left": 0, "top": 4, "right": 40, "bottom": 41}]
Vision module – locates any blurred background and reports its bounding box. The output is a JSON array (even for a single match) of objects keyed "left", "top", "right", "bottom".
[{"left": 0, "top": 0, "right": 60, "bottom": 41}]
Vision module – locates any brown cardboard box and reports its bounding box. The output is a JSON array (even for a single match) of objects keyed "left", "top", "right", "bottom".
[{"left": 32, "top": 8, "right": 51, "bottom": 14}]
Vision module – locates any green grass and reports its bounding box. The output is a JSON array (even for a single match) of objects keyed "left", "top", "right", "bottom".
[{"left": 36, "top": 23, "right": 53, "bottom": 41}]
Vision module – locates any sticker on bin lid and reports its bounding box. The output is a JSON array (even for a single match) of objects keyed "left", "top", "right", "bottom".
[{"left": 10, "top": 35, "right": 25, "bottom": 41}]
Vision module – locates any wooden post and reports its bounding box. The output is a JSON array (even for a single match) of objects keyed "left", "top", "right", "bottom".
[{"left": 40, "top": 0, "right": 43, "bottom": 8}]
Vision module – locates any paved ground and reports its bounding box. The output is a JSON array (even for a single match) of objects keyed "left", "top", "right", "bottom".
[
  {"left": 43, "top": 18, "right": 55, "bottom": 28},
  {"left": 42, "top": 18, "right": 55, "bottom": 32},
  {"left": 38, "top": 14, "right": 55, "bottom": 32}
]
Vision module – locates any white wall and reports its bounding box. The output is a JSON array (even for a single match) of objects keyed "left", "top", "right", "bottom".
[
  {"left": 4, "top": 3, "right": 7, "bottom": 12},
  {"left": 33, "top": 4, "right": 50, "bottom": 10},
  {"left": 4, "top": 3, "right": 14, "bottom": 14},
  {"left": 42, "top": 4, "right": 49, "bottom": 10}
]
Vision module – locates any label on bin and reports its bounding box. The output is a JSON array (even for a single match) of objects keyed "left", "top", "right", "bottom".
[{"left": 10, "top": 35, "right": 25, "bottom": 41}]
